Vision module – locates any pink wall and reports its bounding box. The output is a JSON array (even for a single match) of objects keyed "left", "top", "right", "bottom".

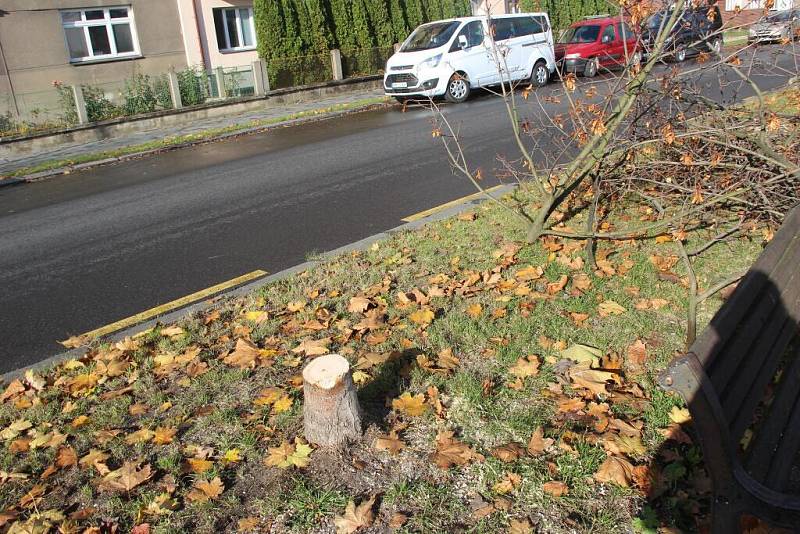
[{"left": 176, "top": 0, "right": 259, "bottom": 70}]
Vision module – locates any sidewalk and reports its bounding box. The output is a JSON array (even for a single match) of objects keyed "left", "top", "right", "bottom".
[{"left": 0, "top": 86, "right": 386, "bottom": 179}]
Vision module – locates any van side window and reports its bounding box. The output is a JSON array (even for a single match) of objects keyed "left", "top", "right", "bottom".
[
  {"left": 456, "top": 20, "right": 484, "bottom": 48},
  {"left": 533, "top": 15, "right": 549, "bottom": 33},
  {"left": 492, "top": 19, "right": 516, "bottom": 41},
  {"left": 617, "top": 22, "right": 633, "bottom": 40},
  {"left": 514, "top": 16, "right": 544, "bottom": 36},
  {"left": 601, "top": 24, "right": 616, "bottom": 42}
]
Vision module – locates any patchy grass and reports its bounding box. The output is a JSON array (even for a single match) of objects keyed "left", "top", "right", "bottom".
[
  {"left": 0, "top": 184, "right": 769, "bottom": 533},
  {"left": 1, "top": 97, "right": 389, "bottom": 180}
]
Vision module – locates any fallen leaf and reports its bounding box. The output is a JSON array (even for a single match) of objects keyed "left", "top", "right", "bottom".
[
  {"left": 546, "top": 275, "right": 569, "bottom": 295},
  {"left": 560, "top": 344, "right": 603, "bottom": 365},
  {"left": 432, "top": 431, "right": 484, "bottom": 468},
  {"left": 348, "top": 296, "right": 372, "bottom": 314},
  {"left": 527, "top": 427, "right": 554, "bottom": 456},
  {"left": 508, "top": 518, "right": 533, "bottom": 534},
  {"left": 375, "top": 431, "right": 405, "bottom": 455},
  {"left": 509, "top": 355, "right": 540, "bottom": 379},
  {"left": 466, "top": 303, "right": 483, "bottom": 318},
  {"left": 224, "top": 339, "right": 260, "bottom": 368},
  {"left": 237, "top": 517, "right": 260, "bottom": 532},
  {"left": 595, "top": 456, "right": 635, "bottom": 487},
  {"left": 515, "top": 265, "right": 544, "bottom": 281},
  {"left": 186, "top": 458, "right": 213, "bottom": 474},
  {"left": 542, "top": 481, "right": 568, "bottom": 497},
  {"left": 292, "top": 337, "right": 331, "bottom": 356},
  {"left": 100, "top": 462, "right": 152, "bottom": 492},
  {"left": 491, "top": 443, "right": 525, "bottom": 463},
  {"left": 669, "top": 406, "right": 691, "bottom": 424},
  {"left": 186, "top": 477, "right": 224, "bottom": 503},
  {"left": 408, "top": 308, "right": 435, "bottom": 326},
  {"left": 55, "top": 446, "right": 77, "bottom": 468},
  {"left": 598, "top": 300, "right": 626, "bottom": 317},
  {"left": 392, "top": 392, "right": 428, "bottom": 416},
  {"left": 334, "top": 495, "right": 376, "bottom": 533},
  {"left": 79, "top": 449, "right": 110, "bottom": 475},
  {"left": 153, "top": 427, "right": 177, "bottom": 445},
  {"left": 569, "top": 368, "right": 621, "bottom": 397},
  {"left": 492, "top": 472, "right": 522, "bottom": 494},
  {"left": 627, "top": 339, "right": 647, "bottom": 367}
]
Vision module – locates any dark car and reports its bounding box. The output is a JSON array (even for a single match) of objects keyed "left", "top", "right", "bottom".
[{"left": 642, "top": 2, "right": 723, "bottom": 62}]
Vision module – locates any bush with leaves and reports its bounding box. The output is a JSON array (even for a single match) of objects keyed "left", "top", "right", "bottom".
[{"left": 177, "top": 67, "right": 209, "bottom": 107}]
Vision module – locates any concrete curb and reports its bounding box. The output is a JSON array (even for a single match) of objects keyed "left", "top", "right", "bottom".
[
  {"left": 1, "top": 184, "right": 517, "bottom": 382},
  {"left": 0, "top": 100, "right": 391, "bottom": 188}
]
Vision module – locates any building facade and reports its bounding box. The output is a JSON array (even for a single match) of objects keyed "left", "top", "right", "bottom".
[
  {"left": 0, "top": 1, "right": 188, "bottom": 119},
  {"left": 175, "top": 0, "right": 258, "bottom": 71}
]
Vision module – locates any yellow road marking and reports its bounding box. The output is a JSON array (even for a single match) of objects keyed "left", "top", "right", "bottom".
[
  {"left": 63, "top": 270, "right": 268, "bottom": 343},
  {"left": 401, "top": 185, "right": 505, "bottom": 222}
]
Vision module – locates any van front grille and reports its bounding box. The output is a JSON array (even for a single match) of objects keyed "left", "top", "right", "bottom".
[
  {"left": 391, "top": 65, "right": 414, "bottom": 71},
  {"left": 386, "top": 73, "right": 419, "bottom": 86}
]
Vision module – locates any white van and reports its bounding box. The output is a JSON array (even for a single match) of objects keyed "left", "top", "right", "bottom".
[{"left": 384, "top": 13, "right": 555, "bottom": 103}]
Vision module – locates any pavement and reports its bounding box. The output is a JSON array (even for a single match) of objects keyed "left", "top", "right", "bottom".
[
  {"left": 0, "top": 45, "right": 796, "bottom": 374},
  {"left": 0, "top": 87, "right": 385, "bottom": 177}
]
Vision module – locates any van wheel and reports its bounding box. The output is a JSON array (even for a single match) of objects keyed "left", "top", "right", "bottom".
[
  {"left": 709, "top": 38, "right": 722, "bottom": 54},
  {"left": 445, "top": 74, "right": 470, "bottom": 103},
  {"left": 583, "top": 57, "right": 598, "bottom": 78},
  {"left": 530, "top": 61, "right": 549, "bottom": 87},
  {"left": 674, "top": 45, "right": 687, "bottom": 62},
  {"left": 630, "top": 50, "right": 642, "bottom": 68}
]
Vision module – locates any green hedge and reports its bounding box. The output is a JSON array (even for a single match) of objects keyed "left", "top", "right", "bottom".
[
  {"left": 254, "top": 0, "right": 471, "bottom": 88},
  {"left": 520, "top": 0, "right": 616, "bottom": 32}
]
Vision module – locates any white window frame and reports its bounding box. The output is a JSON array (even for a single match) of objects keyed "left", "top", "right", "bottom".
[
  {"left": 61, "top": 6, "right": 141, "bottom": 63},
  {"left": 216, "top": 7, "right": 257, "bottom": 52}
]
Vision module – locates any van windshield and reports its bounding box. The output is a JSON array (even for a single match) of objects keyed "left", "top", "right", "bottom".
[
  {"left": 766, "top": 10, "right": 793, "bottom": 22},
  {"left": 401, "top": 21, "right": 460, "bottom": 52},
  {"left": 559, "top": 25, "right": 600, "bottom": 43}
]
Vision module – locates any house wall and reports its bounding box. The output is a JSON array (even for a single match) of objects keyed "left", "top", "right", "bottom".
[
  {"left": 176, "top": 0, "right": 258, "bottom": 70},
  {"left": 0, "top": 0, "right": 187, "bottom": 120},
  {"left": 471, "top": 0, "right": 514, "bottom": 16}
]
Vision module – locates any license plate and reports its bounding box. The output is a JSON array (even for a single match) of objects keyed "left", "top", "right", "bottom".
[{"left": 392, "top": 82, "right": 408, "bottom": 88}]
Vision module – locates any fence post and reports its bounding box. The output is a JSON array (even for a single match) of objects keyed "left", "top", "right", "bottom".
[
  {"left": 330, "top": 49, "right": 344, "bottom": 81},
  {"left": 215, "top": 66, "right": 227, "bottom": 98},
  {"left": 167, "top": 69, "right": 183, "bottom": 109},
  {"left": 252, "top": 59, "right": 266, "bottom": 96},
  {"left": 262, "top": 60, "right": 270, "bottom": 93},
  {"left": 70, "top": 85, "right": 89, "bottom": 125}
]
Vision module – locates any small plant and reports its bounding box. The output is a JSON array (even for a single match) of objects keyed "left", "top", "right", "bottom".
[
  {"left": 81, "top": 84, "right": 120, "bottom": 122},
  {"left": 177, "top": 67, "right": 209, "bottom": 107},
  {"left": 53, "top": 80, "right": 78, "bottom": 126}
]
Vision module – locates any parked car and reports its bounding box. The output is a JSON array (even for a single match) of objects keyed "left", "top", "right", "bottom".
[
  {"left": 748, "top": 9, "right": 800, "bottom": 43},
  {"left": 642, "top": 3, "right": 723, "bottom": 62},
  {"left": 384, "top": 13, "right": 556, "bottom": 103},
  {"left": 554, "top": 15, "right": 641, "bottom": 77}
]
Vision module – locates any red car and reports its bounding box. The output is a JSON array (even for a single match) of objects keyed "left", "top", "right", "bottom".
[{"left": 555, "top": 15, "right": 641, "bottom": 77}]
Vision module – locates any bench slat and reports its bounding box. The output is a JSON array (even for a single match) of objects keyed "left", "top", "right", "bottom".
[
  {"left": 709, "top": 236, "right": 800, "bottom": 397},
  {"left": 692, "top": 207, "right": 800, "bottom": 369},
  {"left": 745, "top": 338, "right": 800, "bottom": 485},
  {"left": 766, "top": 384, "right": 800, "bottom": 491},
  {"left": 727, "top": 288, "right": 800, "bottom": 442}
]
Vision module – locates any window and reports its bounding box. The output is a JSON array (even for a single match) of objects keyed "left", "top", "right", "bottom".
[
  {"left": 454, "top": 21, "right": 484, "bottom": 49},
  {"left": 213, "top": 7, "right": 256, "bottom": 52},
  {"left": 492, "top": 19, "right": 517, "bottom": 41},
  {"left": 514, "top": 16, "right": 544, "bottom": 37},
  {"left": 601, "top": 24, "right": 616, "bottom": 42},
  {"left": 617, "top": 22, "right": 634, "bottom": 40},
  {"left": 61, "top": 7, "right": 139, "bottom": 62}
]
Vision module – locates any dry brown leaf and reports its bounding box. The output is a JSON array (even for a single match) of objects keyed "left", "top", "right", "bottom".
[
  {"left": 80, "top": 449, "right": 110, "bottom": 475},
  {"left": 348, "top": 296, "right": 372, "bottom": 314},
  {"left": 334, "top": 495, "right": 376, "bottom": 534},
  {"left": 153, "top": 427, "right": 177, "bottom": 445},
  {"left": 598, "top": 300, "right": 626, "bottom": 317},
  {"left": 408, "top": 308, "right": 435, "bottom": 326},
  {"left": 186, "top": 457, "right": 213, "bottom": 474},
  {"left": 375, "top": 431, "right": 405, "bottom": 455},
  {"left": 100, "top": 461, "right": 152, "bottom": 492},
  {"left": 1, "top": 379, "right": 26, "bottom": 403},
  {"left": 186, "top": 477, "right": 224, "bottom": 503},
  {"left": 237, "top": 517, "right": 260, "bottom": 532},
  {"left": 546, "top": 275, "right": 569, "bottom": 295},
  {"left": 569, "top": 368, "right": 621, "bottom": 397},
  {"left": 55, "top": 446, "right": 77, "bottom": 468},
  {"left": 432, "top": 431, "right": 484, "bottom": 468},
  {"left": 508, "top": 518, "right": 533, "bottom": 534},
  {"left": 125, "top": 429, "right": 155, "bottom": 445},
  {"left": 594, "top": 456, "right": 635, "bottom": 487},
  {"left": 491, "top": 443, "right": 524, "bottom": 463},
  {"left": 224, "top": 339, "right": 260, "bottom": 368},
  {"left": 466, "top": 303, "right": 483, "bottom": 318},
  {"left": 527, "top": 427, "right": 554, "bottom": 456},
  {"left": 627, "top": 339, "right": 647, "bottom": 367},
  {"left": 509, "top": 355, "right": 540, "bottom": 379},
  {"left": 515, "top": 265, "right": 544, "bottom": 281},
  {"left": 542, "top": 481, "right": 569, "bottom": 497},
  {"left": 291, "top": 337, "right": 331, "bottom": 356}
]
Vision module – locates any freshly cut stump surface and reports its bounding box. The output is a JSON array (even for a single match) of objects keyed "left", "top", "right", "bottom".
[{"left": 302, "top": 354, "right": 363, "bottom": 447}]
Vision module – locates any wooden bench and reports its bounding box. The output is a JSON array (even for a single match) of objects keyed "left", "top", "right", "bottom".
[{"left": 659, "top": 204, "right": 800, "bottom": 533}]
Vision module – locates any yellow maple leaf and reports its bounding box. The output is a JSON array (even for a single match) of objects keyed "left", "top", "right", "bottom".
[
  {"left": 186, "top": 477, "right": 224, "bottom": 503},
  {"left": 466, "top": 303, "right": 483, "bottom": 319},
  {"left": 509, "top": 356, "right": 540, "bottom": 379},
  {"left": 669, "top": 406, "right": 691, "bottom": 424},
  {"left": 598, "top": 300, "right": 626, "bottom": 317},
  {"left": 223, "top": 448, "right": 241, "bottom": 463},
  {"left": 408, "top": 309, "right": 435, "bottom": 326},
  {"left": 152, "top": 427, "right": 177, "bottom": 445},
  {"left": 392, "top": 392, "right": 428, "bottom": 416},
  {"left": 272, "top": 395, "right": 293, "bottom": 414}
]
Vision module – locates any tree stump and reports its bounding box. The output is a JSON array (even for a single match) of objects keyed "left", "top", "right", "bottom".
[{"left": 302, "top": 354, "right": 363, "bottom": 447}]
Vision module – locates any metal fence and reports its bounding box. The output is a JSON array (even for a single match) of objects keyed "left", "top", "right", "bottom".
[{"left": 0, "top": 46, "right": 391, "bottom": 138}]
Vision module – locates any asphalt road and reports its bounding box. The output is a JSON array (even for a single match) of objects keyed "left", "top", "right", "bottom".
[{"left": 0, "top": 45, "right": 796, "bottom": 373}]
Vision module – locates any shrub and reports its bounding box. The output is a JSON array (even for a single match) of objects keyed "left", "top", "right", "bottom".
[
  {"left": 82, "top": 85, "right": 121, "bottom": 122},
  {"left": 177, "top": 67, "right": 209, "bottom": 106}
]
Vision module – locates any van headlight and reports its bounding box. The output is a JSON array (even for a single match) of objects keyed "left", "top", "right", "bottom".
[
  {"left": 565, "top": 53, "right": 582, "bottom": 59},
  {"left": 421, "top": 53, "right": 443, "bottom": 69}
]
